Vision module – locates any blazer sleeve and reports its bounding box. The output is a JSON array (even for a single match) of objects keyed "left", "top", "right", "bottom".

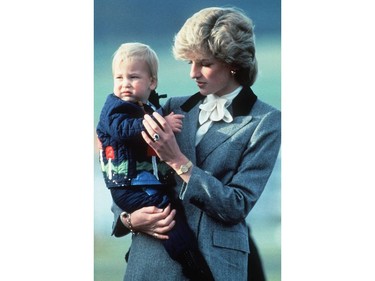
[{"left": 182, "top": 109, "right": 281, "bottom": 225}]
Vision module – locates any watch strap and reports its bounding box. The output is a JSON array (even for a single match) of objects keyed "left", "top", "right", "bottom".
[{"left": 176, "top": 161, "right": 193, "bottom": 175}]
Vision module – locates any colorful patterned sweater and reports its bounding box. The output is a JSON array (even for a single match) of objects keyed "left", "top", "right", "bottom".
[{"left": 96, "top": 93, "right": 174, "bottom": 189}]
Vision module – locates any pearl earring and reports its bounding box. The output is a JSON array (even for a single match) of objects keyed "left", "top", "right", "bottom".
[{"left": 230, "top": 70, "right": 236, "bottom": 75}]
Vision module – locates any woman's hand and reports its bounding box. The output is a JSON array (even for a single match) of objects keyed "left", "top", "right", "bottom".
[
  {"left": 122, "top": 204, "right": 176, "bottom": 240},
  {"left": 142, "top": 112, "right": 187, "bottom": 166},
  {"left": 142, "top": 112, "right": 193, "bottom": 182}
]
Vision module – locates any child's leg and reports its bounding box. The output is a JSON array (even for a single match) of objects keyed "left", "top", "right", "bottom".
[
  {"left": 110, "top": 188, "right": 167, "bottom": 214},
  {"left": 112, "top": 188, "right": 214, "bottom": 280},
  {"left": 160, "top": 206, "right": 195, "bottom": 258},
  {"left": 161, "top": 200, "right": 214, "bottom": 281}
]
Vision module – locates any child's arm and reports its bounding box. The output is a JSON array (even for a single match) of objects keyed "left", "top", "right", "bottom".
[
  {"left": 102, "top": 101, "right": 145, "bottom": 141},
  {"left": 164, "top": 112, "right": 184, "bottom": 133}
]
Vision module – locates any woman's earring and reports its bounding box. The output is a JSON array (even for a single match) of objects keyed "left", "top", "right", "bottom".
[{"left": 230, "top": 70, "right": 236, "bottom": 75}]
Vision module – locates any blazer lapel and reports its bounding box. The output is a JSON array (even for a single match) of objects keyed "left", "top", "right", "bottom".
[
  {"left": 179, "top": 88, "right": 257, "bottom": 165},
  {"left": 196, "top": 114, "right": 253, "bottom": 165},
  {"left": 180, "top": 104, "right": 200, "bottom": 157},
  {"left": 176, "top": 94, "right": 204, "bottom": 163},
  {"left": 195, "top": 87, "right": 257, "bottom": 165}
]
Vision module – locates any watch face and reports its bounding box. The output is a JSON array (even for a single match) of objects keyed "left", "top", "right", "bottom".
[{"left": 178, "top": 161, "right": 192, "bottom": 175}]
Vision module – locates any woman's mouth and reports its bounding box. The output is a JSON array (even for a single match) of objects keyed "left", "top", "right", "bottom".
[{"left": 196, "top": 81, "right": 205, "bottom": 88}]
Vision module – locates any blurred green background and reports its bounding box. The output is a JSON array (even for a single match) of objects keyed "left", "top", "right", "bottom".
[{"left": 94, "top": 1, "right": 281, "bottom": 280}]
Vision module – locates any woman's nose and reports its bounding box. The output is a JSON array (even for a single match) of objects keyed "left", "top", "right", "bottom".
[{"left": 190, "top": 62, "right": 201, "bottom": 79}]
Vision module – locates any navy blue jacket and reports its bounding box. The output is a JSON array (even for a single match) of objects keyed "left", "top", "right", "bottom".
[{"left": 96, "top": 93, "right": 174, "bottom": 189}]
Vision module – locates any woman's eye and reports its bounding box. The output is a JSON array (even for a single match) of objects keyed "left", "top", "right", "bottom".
[{"left": 201, "top": 61, "right": 212, "bottom": 67}]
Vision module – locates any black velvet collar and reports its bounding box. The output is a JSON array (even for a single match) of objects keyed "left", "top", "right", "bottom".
[{"left": 180, "top": 87, "right": 257, "bottom": 117}]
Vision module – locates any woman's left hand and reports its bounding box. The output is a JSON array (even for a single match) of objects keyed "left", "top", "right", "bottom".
[{"left": 126, "top": 205, "right": 176, "bottom": 240}]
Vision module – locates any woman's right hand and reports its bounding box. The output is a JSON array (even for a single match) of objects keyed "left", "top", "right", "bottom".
[{"left": 122, "top": 204, "right": 176, "bottom": 240}]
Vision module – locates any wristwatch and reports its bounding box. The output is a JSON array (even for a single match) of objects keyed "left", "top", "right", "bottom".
[{"left": 176, "top": 161, "right": 193, "bottom": 175}]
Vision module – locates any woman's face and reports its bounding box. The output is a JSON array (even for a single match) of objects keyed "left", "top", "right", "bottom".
[{"left": 188, "top": 56, "right": 239, "bottom": 97}]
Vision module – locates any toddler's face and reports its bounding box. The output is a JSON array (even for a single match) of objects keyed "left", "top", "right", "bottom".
[{"left": 113, "top": 59, "right": 156, "bottom": 103}]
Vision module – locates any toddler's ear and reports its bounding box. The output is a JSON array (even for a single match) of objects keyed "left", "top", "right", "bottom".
[{"left": 150, "top": 77, "right": 157, "bottom": 90}]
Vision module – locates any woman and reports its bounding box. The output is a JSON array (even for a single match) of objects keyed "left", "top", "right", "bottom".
[{"left": 111, "top": 7, "right": 281, "bottom": 281}]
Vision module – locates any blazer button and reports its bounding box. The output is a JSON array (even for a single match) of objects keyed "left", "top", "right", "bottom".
[{"left": 190, "top": 197, "right": 204, "bottom": 208}]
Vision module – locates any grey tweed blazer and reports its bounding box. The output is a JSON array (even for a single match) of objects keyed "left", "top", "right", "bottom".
[{"left": 111, "top": 87, "right": 281, "bottom": 281}]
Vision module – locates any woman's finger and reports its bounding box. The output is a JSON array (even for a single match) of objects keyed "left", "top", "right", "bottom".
[
  {"left": 142, "top": 116, "right": 165, "bottom": 148},
  {"left": 151, "top": 208, "right": 176, "bottom": 240},
  {"left": 158, "top": 208, "right": 176, "bottom": 227},
  {"left": 156, "top": 218, "right": 176, "bottom": 234},
  {"left": 144, "top": 114, "right": 164, "bottom": 133},
  {"left": 141, "top": 130, "right": 153, "bottom": 146},
  {"left": 152, "top": 112, "right": 173, "bottom": 134},
  {"left": 142, "top": 117, "right": 157, "bottom": 139},
  {"left": 152, "top": 232, "right": 169, "bottom": 240},
  {"left": 141, "top": 205, "right": 164, "bottom": 215}
]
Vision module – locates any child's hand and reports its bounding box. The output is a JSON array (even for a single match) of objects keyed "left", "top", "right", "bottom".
[{"left": 165, "top": 112, "right": 184, "bottom": 133}]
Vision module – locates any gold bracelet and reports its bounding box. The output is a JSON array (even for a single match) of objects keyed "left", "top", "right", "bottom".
[{"left": 122, "top": 212, "right": 137, "bottom": 235}]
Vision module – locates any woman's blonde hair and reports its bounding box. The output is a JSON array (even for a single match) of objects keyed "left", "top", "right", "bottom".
[
  {"left": 112, "top": 42, "right": 159, "bottom": 87},
  {"left": 173, "top": 7, "right": 258, "bottom": 86}
]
